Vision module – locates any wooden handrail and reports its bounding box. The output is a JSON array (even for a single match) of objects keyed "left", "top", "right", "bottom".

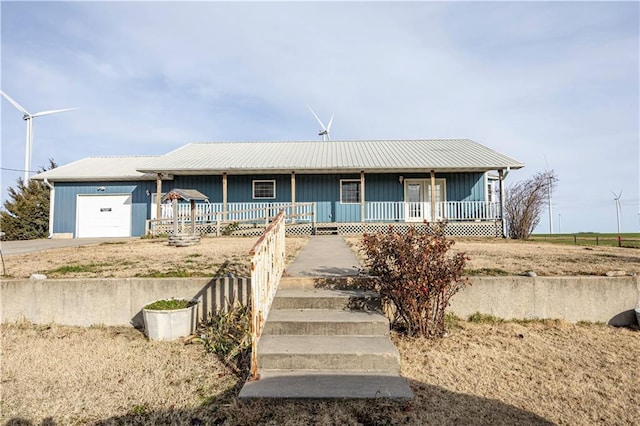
[{"left": 248, "top": 210, "right": 286, "bottom": 380}]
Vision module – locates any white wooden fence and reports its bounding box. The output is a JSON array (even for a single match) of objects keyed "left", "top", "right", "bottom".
[{"left": 248, "top": 210, "right": 286, "bottom": 380}]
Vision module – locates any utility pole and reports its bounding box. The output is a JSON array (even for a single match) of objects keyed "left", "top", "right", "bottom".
[
  {"left": 547, "top": 172, "right": 553, "bottom": 234},
  {"left": 543, "top": 155, "right": 553, "bottom": 235}
]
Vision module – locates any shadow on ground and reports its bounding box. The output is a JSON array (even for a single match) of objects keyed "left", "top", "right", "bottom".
[{"left": 4, "top": 379, "right": 553, "bottom": 425}]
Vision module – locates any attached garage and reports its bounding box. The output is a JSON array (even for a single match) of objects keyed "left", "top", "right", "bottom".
[{"left": 76, "top": 194, "right": 132, "bottom": 238}]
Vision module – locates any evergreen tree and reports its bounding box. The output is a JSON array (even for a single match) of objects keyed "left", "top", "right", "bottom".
[{"left": 1, "top": 159, "right": 57, "bottom": 240}]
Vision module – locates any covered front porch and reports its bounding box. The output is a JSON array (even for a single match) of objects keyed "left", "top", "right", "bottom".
[
  {"left": 154, "top": 200, "right": 501, "bottom": 223},
  {"left": 147, "top": 200, "right": 503, "bottom": 238}
]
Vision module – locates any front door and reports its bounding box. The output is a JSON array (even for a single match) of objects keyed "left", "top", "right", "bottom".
[
  {"left": 404, "top": 179, "right": 446, "bottom": 222},
  {"left": 406, "top": 181, "right": 425, "bottom": 221}
]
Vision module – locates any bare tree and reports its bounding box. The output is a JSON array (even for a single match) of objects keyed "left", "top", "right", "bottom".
[{"left": 504, "top": 171, "right": 558, "bottom": 239}]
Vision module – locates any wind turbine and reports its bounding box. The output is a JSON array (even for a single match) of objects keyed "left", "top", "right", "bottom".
[
  {"left": 612, "top": 190, "right": 622, "bottom": 247},
  {"left": 1, "top": 90, "right": 78, "bottom": 181},
  {"left": 307, "top": 105, "right": 334, "bottom": 141}
]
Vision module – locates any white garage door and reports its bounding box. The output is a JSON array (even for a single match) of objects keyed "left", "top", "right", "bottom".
[{"left": 76, "top": 194, "right": 132, "bottom": 238}]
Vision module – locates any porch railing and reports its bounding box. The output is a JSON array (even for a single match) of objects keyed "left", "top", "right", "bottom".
[
  {"left": 366, "top": 201, "right": 500, "bottom": 222},
  {"left": 159, "top": 202, "right": 316, "bottom": 224},
  {"left": 248, "top": 209, "right": 286, "bottom": 380},
  {"left": 148, "top": 200, "right": 499, "bottom": 234},
  {"left": 147, "top": 202, "right": 316, "bottom": 236}
]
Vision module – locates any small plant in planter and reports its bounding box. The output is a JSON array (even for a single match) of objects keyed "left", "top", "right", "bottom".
[
  {"left": 142, "top": 298, "right": 198, "bottom": 341},
  {"left": 144, "top": 299, "right": 194, "bottom": 310}
]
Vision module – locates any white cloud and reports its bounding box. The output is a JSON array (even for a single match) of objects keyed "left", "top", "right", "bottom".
[{"left": 1, "top": 1, "right": 638, "bottom": 233}]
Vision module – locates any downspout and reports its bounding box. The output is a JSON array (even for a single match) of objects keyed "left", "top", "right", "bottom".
[{"left": 44, "top": 178, "right": 54, "bottom": 238}]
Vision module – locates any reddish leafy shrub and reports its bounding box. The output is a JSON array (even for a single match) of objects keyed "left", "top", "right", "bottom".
[{"left": 361, "top": 225, "right": 470, "bottom": 338}]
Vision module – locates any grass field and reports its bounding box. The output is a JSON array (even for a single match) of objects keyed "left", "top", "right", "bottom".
[{"left": 530, "top": 233, "right": 640, "bottom": 248}]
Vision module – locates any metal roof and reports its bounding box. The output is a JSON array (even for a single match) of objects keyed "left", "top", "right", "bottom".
[
  {"left": 138, "top": 140, "right": 524, "bottom": 174},
  {"left": 31, "top": 156, "right": 159, "bottom": 182}
]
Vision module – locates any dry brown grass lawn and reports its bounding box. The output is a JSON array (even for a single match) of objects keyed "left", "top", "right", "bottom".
[
  {"left": 2, "top": 235, "right": 639, "bottom": 423},
  {"left": 2, "top": 236, "right": 308, "bottom": 279},
  {"left": 2, "top": 321, "right": 638, "bottom": 425},
  {"left": 345, "top": 236, "right": 640, "bottom": 276},
  {"left": 5, "top": 235, "right": 638, "bottom": 280}
]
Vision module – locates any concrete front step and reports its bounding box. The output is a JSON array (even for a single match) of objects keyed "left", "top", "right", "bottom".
[
  {"left": 264, "top": 309, "right": 390, "bottom": 336},
  {"left": 279, "top": 276, "right": 374, "bottom": 289},
  {"left": 272, "top": 288, "right": 381, "bottom": 311},
  {"left": 238, "top": 370, "right": 414, "bottom": 399},
  {"left": 258, "top": 335, "right": 400, "bottom": 372}
]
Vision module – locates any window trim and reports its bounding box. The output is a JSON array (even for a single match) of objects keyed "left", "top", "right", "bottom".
[
  {"left": 340, "top": 179, "right": 361, "bottom": 204},
  {"left": 252, "top": 179, "right": 276, "bottom": 199}
]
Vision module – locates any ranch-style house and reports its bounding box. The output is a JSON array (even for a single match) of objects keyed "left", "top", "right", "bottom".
[{"left": 32, "top": 139, "right": 524, "bottom": 238}]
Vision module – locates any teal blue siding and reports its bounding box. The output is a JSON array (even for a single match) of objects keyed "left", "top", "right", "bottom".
[
  {"left": 227, "top": 175, "right": 291, "bottom": 202},
  {"left": 172, "top": 176, "right": 222, "bottom": 202},
  {"left": 365, "top": 173, "right": 404, "bottom": 201},
  {"left": 443, "top": 172, "right": 485, "bottom": 201},
  {"left": 296, "top": 174, "right": 362, "bottom": 222},
  {"left": 364, "top": 172, "right": 485, "bottom": 202},
  {"left": 53, "top": 172, "right": 487, "bottom": 234},
  {"left": 335, "top": 204, "right": 360, "bottom": 222},
  {"left": 53, "top": 181, "right": 162, "bottom": 237}
]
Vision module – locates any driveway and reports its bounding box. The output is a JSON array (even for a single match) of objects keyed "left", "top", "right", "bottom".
[{"left": 0, "top": 238, "right": 135, "bottom": 256}]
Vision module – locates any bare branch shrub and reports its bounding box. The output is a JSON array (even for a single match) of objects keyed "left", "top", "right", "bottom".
[
  {"left": 505, "top": 171, "right": 558, "bottom": 239},
  {"left": 361, "top": 225, "right": 470, "bottom": 338}
]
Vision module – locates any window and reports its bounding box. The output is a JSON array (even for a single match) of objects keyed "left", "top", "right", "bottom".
[
  {"left": 340, "top": 180, "right": 361, "bottom": 204},
  {"left": 253, "top": 180, "right": 276, "bottom": 199}
]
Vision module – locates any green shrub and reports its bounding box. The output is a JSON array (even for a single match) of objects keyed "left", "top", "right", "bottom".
[
  {"left": 143, "top": 299, "right": 195, "bottom": 310},
  {"left": 361, "top": 224, "right": 470, "bottom": 338},
  {"left": 197, "top": 304, "right": 251, "bottom": 377},
  {"left": 222, "top": 222, "right": 240, "bottom": 236},
  {"left": 467, "top": 312, "right": 504, "bottom": 324}
]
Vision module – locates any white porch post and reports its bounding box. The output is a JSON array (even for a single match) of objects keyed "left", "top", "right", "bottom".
[
  {"left": 172, "top": 198, "right": 179, "bottom": 235},
  {"left": 430, "top": 170, "right": 436, "bottom": 221},
  {"left": 291, "top": 171, "right": 296, "bottom": 224},
  {"left": 499, "top": 169, "right": 506, "bottom": 238},
  {"left": 155, "top": 173, "right": 162, "bottom": 221},
  {"left": 360, "top": 170, "right": 365, "bottom": 222},
  {"left": 222, "top": 172, "right": 228, "bottom": 222}
]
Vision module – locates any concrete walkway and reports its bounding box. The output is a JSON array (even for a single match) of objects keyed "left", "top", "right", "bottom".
[
  {"left": 240, "top": 235, "right": 414, "bottom": 400},
  {"left": 285, "top": 235, "right": 361, "bottom": 277}
]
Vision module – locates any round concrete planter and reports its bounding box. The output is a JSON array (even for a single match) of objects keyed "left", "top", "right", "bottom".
[{"left": 143, "top": 300, "right": 198, "bottom": 341}]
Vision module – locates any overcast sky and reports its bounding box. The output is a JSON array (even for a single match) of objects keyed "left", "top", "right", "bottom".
[{"left": 1, "top": 1, "right": 638, "bottom": 234}]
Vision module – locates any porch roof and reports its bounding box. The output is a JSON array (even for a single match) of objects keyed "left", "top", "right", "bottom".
[{"left": 138, "top": 139, "right": 524, "bottom": 175}]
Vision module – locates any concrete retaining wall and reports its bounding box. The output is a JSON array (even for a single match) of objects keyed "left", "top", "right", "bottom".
[
  {"left": 0, "top": 277, "right": 250, "bottom": 328},
  {"left": 449, "top": 276, "right": 639, "bottom": 326},
  {"left": 1, "top": 275, "right": 638, "bottom": 327}
]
